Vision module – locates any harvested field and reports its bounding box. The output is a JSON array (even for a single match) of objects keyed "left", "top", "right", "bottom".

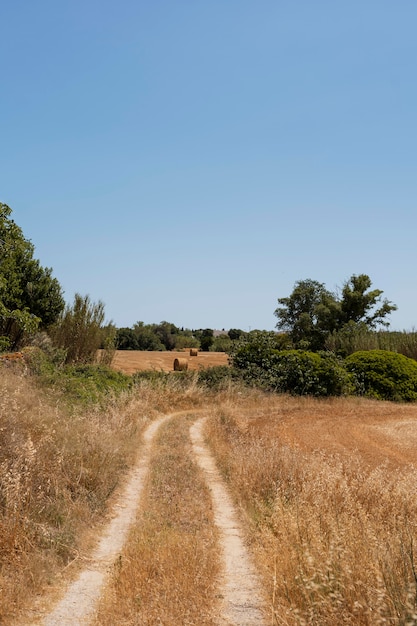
[{"left": 111, "top": 350, "right": 229, "bottom": 374}]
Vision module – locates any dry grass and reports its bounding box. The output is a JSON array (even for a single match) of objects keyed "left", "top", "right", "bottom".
[
  {"left": 0, "top": 365, "right": 150, "bottom": 623},
  {"left": 93, "top": 413, "right": 220, "bottom": 625},
  {"left": 205, "top": 393, "right": 417, "bottom": 625},
  {"left": 5, "top": 360, "right": 417, "bottom": 625},
  {"left": 0, "top": 365, "right": 207, "bottom": 623}
]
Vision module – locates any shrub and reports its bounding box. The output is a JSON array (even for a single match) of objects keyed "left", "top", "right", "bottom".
[
  {"left": 231, "top": 333, "right": 351, "bottom": 396},
  {"left": 61, "top": 364, "right": 133, "bottom": 403},
  {"left": 50, "top": 294, "right": 108, "bottom": 364},
  {"left": 268, "top": 350, "right": 352, "bottom": 397},
  {"left": 345, "top": 350, "right": 417, "bottom": 402},
  {"left": 197, "top": 365, "right": 239, "bottom": 390}
]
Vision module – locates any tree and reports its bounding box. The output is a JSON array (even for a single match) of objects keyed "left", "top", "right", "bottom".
[
  {"left": 339, "top": 274, "right": 397, "bottom": 328},
  {"left": 199, "top": 328, "right": 214, "bottom": 352},
  {"left": 275, "top": 279, "right": 339, "bottom": 350},
  {"left": 0, "top": 203, "right": 64, "bottom": 349},
  {"left": 275, "top": 274, "right": 396, "bottom": 351}
]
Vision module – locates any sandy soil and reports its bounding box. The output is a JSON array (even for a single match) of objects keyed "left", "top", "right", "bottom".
[{"left": 110, "top": 350, "right": 229, "bottom": 374}]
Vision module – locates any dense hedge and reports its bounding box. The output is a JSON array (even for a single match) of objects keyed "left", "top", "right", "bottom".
[
  {"left": 345, "top": 350, "right": 417, "bottom": 402},
  {"left": 231, "top": 342, "right": 352, "bottom": 397}
]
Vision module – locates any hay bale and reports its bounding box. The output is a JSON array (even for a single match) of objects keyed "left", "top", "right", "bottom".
[
  {"left": 173, "top": 357, "right": 188, "bottom": 371},
  {"left": 190, "top": 348, "right": 198, "bottom": 357}
]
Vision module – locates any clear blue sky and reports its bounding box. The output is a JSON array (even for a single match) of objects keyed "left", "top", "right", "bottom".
[{"left": 1, "top": 1, "right": 416, "bottom": 331}]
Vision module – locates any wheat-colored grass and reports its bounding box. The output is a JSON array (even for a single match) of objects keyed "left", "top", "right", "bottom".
[
  {"left": 205, "top": 393, "right": 417, "bottom": 625},
  {"left": 0, "top": 366, "right": 206, "bottom": 624},
  {"left": 93, "top": 413, "right": 220, "bottom": 625}
]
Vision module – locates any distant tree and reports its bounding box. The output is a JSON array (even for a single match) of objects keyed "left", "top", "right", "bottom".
[
  {"left": 116, "top": 327, "right": 139, "bottom": 350},
  {"left": 199, "top": 328, "right": 214, "bottom": 352},
  {"left": 0, "top": 203, "right": 64, "bottom": 349},
  {"left": 228, "top": 328, "right": 245, "bottom": 341},
  {"left": 153, "top": 321, "right": 179, "bottom": 351},
  {"left": 134, "top": 322, "right": 165, "bottom": 351},
  {"left": 210, "top": 334, "right": 233, "bottom": 352}
]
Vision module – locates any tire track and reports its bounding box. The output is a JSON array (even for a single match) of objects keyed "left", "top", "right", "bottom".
[
  {"left": 190, "top": 417, "right": 266, "bottom": 626},
  {"left": 37, "top": 413, "right": 171, "bottom": 626}
]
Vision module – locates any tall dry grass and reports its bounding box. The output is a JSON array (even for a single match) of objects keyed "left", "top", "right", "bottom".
[
  {"left": 0, "top": 365, "right": 193, "bottom": 623},
  {"left": 205, "top": 393, "right": 417, "bottom": 625},
  {"left": 93, "top": 412, "right": 220, "bottom": 625}
]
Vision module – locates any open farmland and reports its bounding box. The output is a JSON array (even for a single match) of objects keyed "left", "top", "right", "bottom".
[{"left": 111, "top": 349, "right": 229, "bottom": 374}]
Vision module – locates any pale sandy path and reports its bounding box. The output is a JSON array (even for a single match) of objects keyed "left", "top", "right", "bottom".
[
  {"left": 190, "top": 417, "right": 267, "bottom": 626},
  {"left": 35, "top": 413, "right": 171, "bottom": 626}
]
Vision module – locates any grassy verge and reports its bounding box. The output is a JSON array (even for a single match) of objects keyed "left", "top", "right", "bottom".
[
  {"left": 205, "top": 394, "right": 417, "bottom": 625},
  {"left": 93, "top": 413, "right": 220, "bottom": 625}
]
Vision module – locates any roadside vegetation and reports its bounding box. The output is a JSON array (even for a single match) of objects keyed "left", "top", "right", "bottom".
[{"left": 205, "top": 394, "right": 417, "bottom": 625}]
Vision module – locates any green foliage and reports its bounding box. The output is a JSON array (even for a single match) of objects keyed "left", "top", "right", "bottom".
[
  {"left": 272, "top": 350, "right": 352, "bottom": 397},
  {"left": 230, "top": 333, "right": 351, "bottom": 396},
  {"left": 275, "top": 279, "right": 338, "bottom": 351},
  {"left": 0, "top": 203, "right": 64, "bottom": 348},
  {"left": 229, "top": 331, "right": 284, "bottom": 369},
  {"left": 325, "top": 321, "right": 379, "bottom": 356},
  {"left": 61, "top": 364, "right": 132, "bottom": 402},
  {"left": 326, "top": 325, "right": 417, "bottom": 361},
  {"left": 116, "top": 321, "right": 199, "bottom": 351},
  {"left": 345, "top": 350, "right": 417, "bottom": 402},
  {"left": 275, "top": 274, "right": 397, "bottom": 351},
  {"left": 228, "top": 328, "right": 246, "bottom": 341},
  {"left": 98, "top": 324, "right": 117, "bottom": 366},
  {"left": 50, "top": 294, "right": 108, "bottom": 364},
  {"left": 339, "top": 274, "right": 397, "bottom": 328},
  {"left": 198, "top": 328, "right": 214, "bottom": 352},
  {"left": 0, "top": 336, "right": 11, "bottom": 352},
  {"left": 197, "top": 365, "right": 237, "bottom": 390},
  {"left": 210, "top": 334, "right": 233, "bottom": 352}
]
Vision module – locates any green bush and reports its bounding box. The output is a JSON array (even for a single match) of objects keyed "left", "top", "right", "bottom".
[
  {"left": 231, "top": 334, "right": 351, "bottom": 396},
  {"left": 197, "top": 365, "right": 239, "bottom": 390},
  {"left": 272, "top": 350, "right": 352, "bottom": 396},
  {"left": 345, "top": 350, "right": 417, "bottom": 402}
]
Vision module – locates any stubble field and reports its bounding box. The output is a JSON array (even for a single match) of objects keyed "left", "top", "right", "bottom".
[{"left": 110, "top": 349, "right": 229, "bottom": 374}]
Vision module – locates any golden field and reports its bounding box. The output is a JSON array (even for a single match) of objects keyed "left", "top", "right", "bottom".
[{"left": 110, "top": 349, "right": 229, "bottom": 374}]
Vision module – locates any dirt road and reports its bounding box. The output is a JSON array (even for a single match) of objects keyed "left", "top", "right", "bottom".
[{"left": 27, "top": 411, "right": 266, "bottom": 626}]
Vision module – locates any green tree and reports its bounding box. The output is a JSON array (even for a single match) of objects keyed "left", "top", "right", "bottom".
[
  {"left": 275, "top": 274, "right": 396, "bottom": 351},
  {"left": 0, "top": 203, "right": 64, "bottom": 348},
  {"left": 199, "top": 328, "right": 214, "bottom": 352},
  {"left": 339, "top": 274, "right": 397, "bottom": 328},
  {"left": 274, "top": 279, "right": 339, "bottom": 350},
  {"left": 153, "top": 321, "right": 178, "bottom": 351},
  {"left": 133, "top": 322, "right": 165, "bottom": 351}
]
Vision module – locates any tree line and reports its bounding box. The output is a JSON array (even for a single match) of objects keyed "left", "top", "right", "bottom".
[{"left": 1, "top": 202, "right": 411, "bottom": 368}]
